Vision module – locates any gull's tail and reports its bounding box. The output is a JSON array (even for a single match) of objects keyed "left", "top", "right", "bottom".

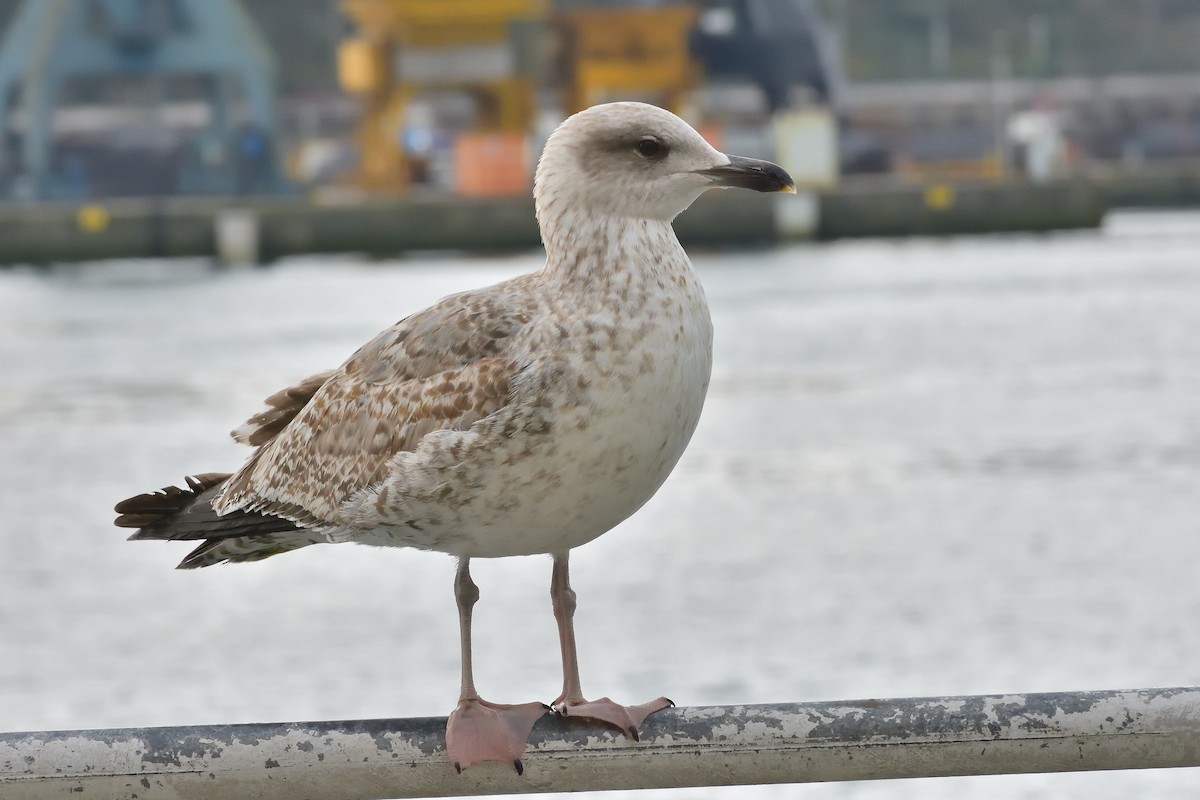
[{"left": 115, "top": 473, "right": 321, "bottom": 569}]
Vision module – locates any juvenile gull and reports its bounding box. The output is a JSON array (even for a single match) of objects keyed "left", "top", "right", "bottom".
[{"left": 115, "top": 102, "right": 794, "bottom": 773}]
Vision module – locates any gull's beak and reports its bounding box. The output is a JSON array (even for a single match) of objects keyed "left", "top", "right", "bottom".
[{"left": 695, "top": 155, "right": 797, "bottom": 194}]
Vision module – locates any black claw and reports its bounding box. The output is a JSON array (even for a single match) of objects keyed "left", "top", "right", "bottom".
[
  {"left": 514, "top": 758, "right": 524, "bottom": 776},
  {"left": 665, "top": 698, "right": 676, "bottom": 708},
  {"left": 453, "top": 762, "right": 462, "bottom": 775},
  {"left": 628, "top": 726, "right": 640, "bottom": 742},
  {"left": 540, "top": 703, "right": 552, "bottom": 711}
]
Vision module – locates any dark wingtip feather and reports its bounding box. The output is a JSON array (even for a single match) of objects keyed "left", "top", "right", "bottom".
[
  {"left": 119, "top": 473, "right": 313, "bottom": 567},
  {"left": 120, "top": 515, "right": 168, "bottom": 531},
  {"left": 115, "top": 473, "right": 232, "bottom": 536},
  {"left": 176, "top": 540, "right": 221, "bottom": 570}
]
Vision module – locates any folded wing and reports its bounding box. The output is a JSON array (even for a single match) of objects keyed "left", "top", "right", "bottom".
[{"left": 117, "top": 279, "right": 539, "bottom": 566}]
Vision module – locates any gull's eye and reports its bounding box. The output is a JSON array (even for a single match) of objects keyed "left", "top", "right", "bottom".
[{"left": 636, "top": 137, "right": 666, "bottom": 159}]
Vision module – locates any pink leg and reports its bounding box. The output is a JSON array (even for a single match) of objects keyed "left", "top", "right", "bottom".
[
  {"left": 550, "top": 553, "right": 673, "bottom": 739},
  {"left": 445, "top": 559, "right": 548, "bottom": 774}
]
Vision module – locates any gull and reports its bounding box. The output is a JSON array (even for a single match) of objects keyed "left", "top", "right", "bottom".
[{"left": 115, "top": 101, "right": 794, "bottom": 773}]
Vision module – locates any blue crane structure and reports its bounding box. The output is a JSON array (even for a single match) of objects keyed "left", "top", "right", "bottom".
[
  {"left": 688, "top": 0, "right": 842, "bottom": 112},
  {"left": 0, "top": 0, "right": 285, "bottom": 200}
]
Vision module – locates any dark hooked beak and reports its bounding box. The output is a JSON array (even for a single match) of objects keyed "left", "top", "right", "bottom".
[{"left": 694, "top": 155, "right": 796, "bottom": 194}]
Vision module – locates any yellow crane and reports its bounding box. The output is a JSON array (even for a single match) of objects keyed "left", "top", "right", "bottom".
[
  {"left": 338, "top": 0, "right": 548, "bottom": 192},
  {"left": 338, "top": 0, "right": 700, "bottom": 194},
  {"left": 556, "top": 4, "right": 698, "bottom": 115}
]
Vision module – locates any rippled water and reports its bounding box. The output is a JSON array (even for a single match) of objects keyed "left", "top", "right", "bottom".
[{"left": 2, "top": 211, "right": 1199, "bottom": 799}]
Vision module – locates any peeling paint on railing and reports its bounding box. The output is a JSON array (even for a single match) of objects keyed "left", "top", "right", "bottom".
[{"left": 2, "top": 688, "right": 1199, "bottom": 799}]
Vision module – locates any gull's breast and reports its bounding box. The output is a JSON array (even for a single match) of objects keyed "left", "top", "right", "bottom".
[
  {"left": 540, "top": 289, "right": 714, "bottom": 552},
  {"left": 384, "top": 270, "right": 713, "bottom": 559}
]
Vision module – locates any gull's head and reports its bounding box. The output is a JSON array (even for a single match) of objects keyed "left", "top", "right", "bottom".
[{"left": 534, "top": 102, "right": 795, "bottom": 230}]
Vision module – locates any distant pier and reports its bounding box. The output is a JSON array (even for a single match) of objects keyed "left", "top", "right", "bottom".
[{"left": 2, "top": 166, "right": 1198, "bottom": 265}]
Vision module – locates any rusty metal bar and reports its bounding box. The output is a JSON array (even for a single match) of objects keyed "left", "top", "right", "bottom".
[{"left": 3, "top": 688, "right": 1199, "bottom": 799}]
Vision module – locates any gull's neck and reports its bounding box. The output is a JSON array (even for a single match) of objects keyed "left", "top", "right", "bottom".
[{"left": 539, "top": 208, "right": 687, "bottom": 288}]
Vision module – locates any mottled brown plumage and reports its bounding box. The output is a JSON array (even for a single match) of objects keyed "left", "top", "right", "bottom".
[
  {"left": 231, "top": 370, "right": 333, "bottom": 447},
  {"left": 216, "top": 279, "right": 540, "bottom": 539}
]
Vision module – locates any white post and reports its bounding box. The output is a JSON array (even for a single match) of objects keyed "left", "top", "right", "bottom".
[
  {"left": 2, "top": 688, "right": 1199, "bottom": 799},
  {"left": 214, "top": 208, "right": 260, "bottom": 266}
]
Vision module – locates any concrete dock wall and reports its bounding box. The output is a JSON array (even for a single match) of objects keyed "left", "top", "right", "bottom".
[
  {"left": 3, "top": 168, "right": 1196, "bottom": 265},
  {"left": 1091, "top": 165, "right": 1200, "bottom": 209},
  {"left": 818, "top": 178, "right": 1104, "bottom": 239},
  {"left": 0, "top": 191, "right": 782, "bottom": 265}
]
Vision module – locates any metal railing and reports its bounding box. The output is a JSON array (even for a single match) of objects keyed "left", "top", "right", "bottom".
[{"left": 3, "top": 687, "right": 1199, "bottom": 800}]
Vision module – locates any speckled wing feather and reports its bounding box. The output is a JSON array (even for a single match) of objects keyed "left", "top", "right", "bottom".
[
  {"left": 214, "top": 282, "right": 537, "bottom": 528},
  {"left": 232, "top": 370, "right": 335, "bottom": 447}
]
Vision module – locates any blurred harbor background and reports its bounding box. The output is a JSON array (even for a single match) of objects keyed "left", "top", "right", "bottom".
[
  {"left": 0, "top": 0, "right": 1199, "bottom": 259},
  {"left": 2, "top": 3, "right": 1200, "bottom": 799}
]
